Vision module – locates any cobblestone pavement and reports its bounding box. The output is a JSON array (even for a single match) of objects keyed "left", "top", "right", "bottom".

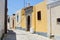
[{"left": 3, "top": 29, "right": 52, "bottom": 40}]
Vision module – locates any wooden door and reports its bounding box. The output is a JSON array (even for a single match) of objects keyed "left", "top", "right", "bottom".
[{"left": 27, "top": 16, "right": 30, "bottom": 31}]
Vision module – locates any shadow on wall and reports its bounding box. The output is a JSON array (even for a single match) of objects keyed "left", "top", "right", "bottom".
[
  {"left": 35, "top": 32, "right": 47, "bottom": 37},
  {"left": 4, "top": 30, "right": 16, "bottom": 40},
  {"left": 15, "top": 27, "right": 26, "bottom": 31}
]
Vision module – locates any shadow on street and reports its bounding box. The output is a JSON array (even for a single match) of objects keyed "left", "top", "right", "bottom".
[{"left": 4, "top": 30, "right": 16, "bottom": 40}]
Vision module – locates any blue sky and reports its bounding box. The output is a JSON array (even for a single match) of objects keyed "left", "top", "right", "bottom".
[{"left": 8, "top": 0, "right": 43, "bottom": 16}]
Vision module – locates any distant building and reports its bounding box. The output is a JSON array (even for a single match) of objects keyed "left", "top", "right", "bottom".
[
  {"left": 7, "top": 15, "right": 10, "bottom": 29},
  {"left": 15, "top": 10, "right": 21, "bottom": 28},
  {"left": 10, "top": 14, "right": 16, "bottom": 29}
]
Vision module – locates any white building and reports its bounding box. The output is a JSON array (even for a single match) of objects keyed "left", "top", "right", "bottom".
[
  {"left": 9, "top": 14, "right": 16, "bottom": 29},
  {"left": 0, "top": 0, "right": 7, "bottom": 40},
  {"left": 7, "top": 15, "right": 10, "bottom": 29},
  {"left": 47, "top": 0, "right": 59, "bottom": 4},
  {"left": 15, "top": 10, "right": 21, "bottom": 28},
  {"left": 9, "top": 16, "right": 13, "bottom": 29},
  {"left": 47, "top": 0, "right": 60, "bottom": 40}
]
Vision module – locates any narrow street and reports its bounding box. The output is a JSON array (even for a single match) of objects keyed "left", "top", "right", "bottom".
[
  {"left": 0, "top": 0, "right": 60, "bottom": 40},
  {"left": 3, "top": 28, "right": 52, "bottom": 40}
]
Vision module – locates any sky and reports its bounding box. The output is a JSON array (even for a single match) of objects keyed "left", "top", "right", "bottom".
[{"left": 8, "top": 0, "right": 43, "bottom": 16}]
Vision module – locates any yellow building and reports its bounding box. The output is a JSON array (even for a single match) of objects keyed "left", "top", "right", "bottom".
[
  {"left": 21, "top": 9, "right": 27, "bottom": 30},
  {"left": 21, "top": 1, "right": 47, "bottom": 37},
  {"left": 34, "top": 1, "right": 47, "bottom": 37}
]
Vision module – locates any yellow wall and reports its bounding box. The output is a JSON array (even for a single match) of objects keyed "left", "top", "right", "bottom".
[
  {"left": 21, "top": 1, "right": 47, "bottom": 33},
  {"left": 31, "top": 6, "right": 36, "bottom": 32},
  {"left": 34, "top": 2, "right": 47, "bottom": 32},
  {"left": 21, "top": 9, "right": 26, "bottom": 28}
]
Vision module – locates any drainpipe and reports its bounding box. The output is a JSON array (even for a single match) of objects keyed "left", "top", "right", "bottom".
[
  {"left": 49, "top": 5, "right": 54, "bottom": 39},
  {"left": 5, "top": 0, "right": 7, "bottom": 34}
]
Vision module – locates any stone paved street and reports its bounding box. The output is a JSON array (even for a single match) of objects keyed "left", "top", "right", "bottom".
[{"left": 3, "top": 29, "right": 52, "bottom": 40}]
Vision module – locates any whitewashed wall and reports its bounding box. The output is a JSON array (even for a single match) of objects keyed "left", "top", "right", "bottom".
[
  {"left": 47, "top": 0, "right": 59, "bottom": 4},
  {"left": 50, "top": 5, "right": 60, "bottom": 40},
  {"left": 0, "top": 0, "right": 5, "bottom": 39},
  {"left": 15, "top": 10, "right": 21, "bottom": 27},
  {"left": 47, "top": 1, "right": 60, "bottom": 40},
  {"left": 10, "top": 16, "right": 13, "bottom": 29},
  {"left": 7, "top": 16, "right": 10, "bottom": 29}
]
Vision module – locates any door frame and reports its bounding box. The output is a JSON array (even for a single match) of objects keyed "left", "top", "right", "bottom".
[
  {"left": 13, "top": 20, "right": 14, "bottom": 28},
  {"left": 26, "top": 14, "right": 31, "bottom": 31}
]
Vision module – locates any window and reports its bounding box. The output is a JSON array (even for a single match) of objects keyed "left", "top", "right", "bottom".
[
  {"left": 17, "top": 15, "right": 19, "bottom": 22},
  {"left": 57, "top": 18, "right": 60, "bottom": 24},
  {"left": 8, "top": 18, "right": 10, "bottom": 23},
  {"left": 37, "top": 11, "right": 41, "bottom": 20}
]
